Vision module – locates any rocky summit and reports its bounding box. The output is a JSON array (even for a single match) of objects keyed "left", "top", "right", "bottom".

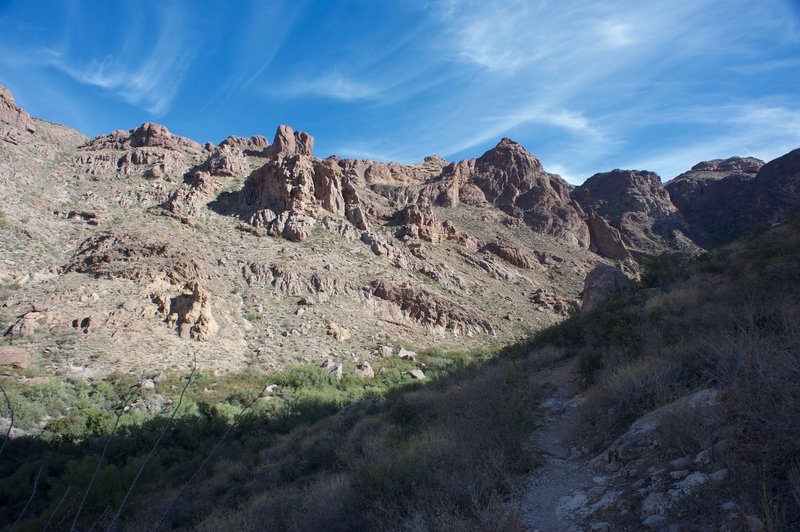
[{"left": 1, "top": 83, "right": 799, "bottom": 377}]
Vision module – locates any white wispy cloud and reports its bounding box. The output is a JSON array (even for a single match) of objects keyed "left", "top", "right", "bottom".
[
  {"left": 281, "top": 71, "right": 385, "bottom": 102},
  {"left": 38, "top": 4, "right": 194, "bottom": 116},
  {"left": 629, "top": 102, "right": 800, "bottom": 179}
]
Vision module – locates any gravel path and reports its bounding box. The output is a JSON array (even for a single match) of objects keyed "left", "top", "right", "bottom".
[{"left": 518, "top": 361, "right": 595, "bottom": 531}]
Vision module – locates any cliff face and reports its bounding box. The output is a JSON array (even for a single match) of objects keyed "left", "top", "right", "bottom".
[
  {"left": 665, "top": 157, "right": 764, "bottom": 245},
  {"left": 573, "top": 169, "right": 697, "bottom": 257}
]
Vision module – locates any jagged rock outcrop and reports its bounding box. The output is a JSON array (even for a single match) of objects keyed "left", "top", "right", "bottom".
[
  {"left": 64, "top": 231, "right": 204, "bottom": 285},
  {"left": 529, "top": 289, "right": 575, "bottom": 316},
  {"left": 584, "top": 209, "right": 633, "bottom": 261},
  {"left": 371, "top": 280, "right": 495, "bottom": 335},
  {"left": 74, "top": 123, "right": 208, "bottom": 181},
  {"left": 84, "top": 122, "right": 205, "bottom": 155},
  {"left": 4, "top": 312, "right": 40, "bottom": 338},
  {"left": 581, "top": 263, "right": 630, "bottom": 313},
  {"left": 479, "top": 239, "right": 540, "bottom": 270},
  {"left": 152, "top": 281, "right": 219, "bottom": 340},
  {"left": 573, "top": 169, "right": 696, "bottom": 256},
  {"left": 164, "top": 144, "right": 250, "bottom": 218},
  {"left": 64, "top": 232, "right": 217, "bottom": 340},
  {"left": 219, "top": 134, "right": 269, "bottom": 155},
  {"left": 239, "top": 126, "right": 367, "bottom": 239},
  {"left": 242, "top": 262, "right": 347, "bottom": 301},
  {"left": 0, "top": 85, "right": 35, "bottom": 133},
  {"left": 398, "top": 204, "right": 474, "bottom": 248},
  {"left": 665, "top": 157, "right": 764, "bottom": 245},
  {"left": 337, "top": 155, "right": 447, "bottom": 186},
  {"left": 376, "top": 138, "right": 589, "bottom": 248},
  {"left": 752, "top": 148, "right": 800, "bottom": 222},
  {"left": 270, "top": 124, "right": 313, "bottom": 157},
  {"left": 361, "top": 232, "right": 409, "bottom": 268}
]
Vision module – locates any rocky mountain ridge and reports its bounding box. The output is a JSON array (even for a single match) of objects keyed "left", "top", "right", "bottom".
[{"left": 1, "top": 84, "right": 798, "bottom": 377}]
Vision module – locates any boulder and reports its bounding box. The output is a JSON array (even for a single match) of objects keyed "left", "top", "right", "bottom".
[
  {"left": 0, "top": 346, "right": 32, "bottom": 368},
  {"left": 378, "top": 345, "right": 394, "bottom": 357},
  {"left": 581, "top": 263, "right": 629, "bottom": 313},
  {"left": 320, "top": 357, "right": 343, "bottom": 380},
  {"left": 355, "top": 361, "right": 375, "bottom": 379},
  {"left": 168, "top": 282, "right": 219, "bottom": 341},
  {"left": 408, "top": 369, "right": 426, "bottom": 380},
  {"left": 398, "top": 347, "right": 417, "bottom": 361},
  {"left": 327, "top": 322, "right": 351, "bottom": 342}
]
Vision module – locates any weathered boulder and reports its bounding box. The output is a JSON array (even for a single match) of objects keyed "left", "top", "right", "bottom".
[
  {"left": 327, "top": 322, "right": 351, "bottom": 342},
  {"left": 0, "top": 346, "right": 32, "bottom": 368},
  {"left": 581, "top": 263, "right": 630, "bottom": 313},
  {"left": 408, "top": 369, "right": 426, "bottom": 380},
  {"left": 166, "top": 282, "right": 219, "bottom": 340},
  {"left": 320, "top": 357, "right": 343, "bottom": 380},
  {"left": 355, "top": 361, "right": 375, "bottom": 379}
]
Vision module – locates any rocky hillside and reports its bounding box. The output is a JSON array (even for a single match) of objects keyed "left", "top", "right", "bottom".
[
  {"left": 1, "top": 83, "right": 799, "bottom": 382},
  {"left": 2, "top": 82, "right": 800, "bottom": 531}
]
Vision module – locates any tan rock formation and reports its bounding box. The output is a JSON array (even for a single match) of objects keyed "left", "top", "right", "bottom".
[
  {"left": 239, "top": 126, "right": 367, "bottom": 236},
  {"left": 0, "top": 346, "right": 32, "bottom": 368},
  {"left": 84, "top": 122, "right": 205, "bottom": 155},
  {"left": 0, "top": 85, "right": 36, "bottom": 133},
  {"left": 64, "top": 232, "right": 218, "bottom": 340},
  {"left": 371, "top": 280, "right": 495, "bottom": 335}
]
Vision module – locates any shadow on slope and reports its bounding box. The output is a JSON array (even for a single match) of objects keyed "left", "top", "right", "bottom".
[{"left": 0, "top": 345, "right": 544, "bottom": 531}]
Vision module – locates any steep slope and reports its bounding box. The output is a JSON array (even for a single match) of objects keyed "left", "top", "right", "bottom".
[{"left": 0, "top": 85, "right": 599, "bottom": 378}]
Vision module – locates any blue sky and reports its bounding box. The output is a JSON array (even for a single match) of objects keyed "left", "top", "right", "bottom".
[{"left": 1, "top": 0, "right": 799, "bottom": 183}]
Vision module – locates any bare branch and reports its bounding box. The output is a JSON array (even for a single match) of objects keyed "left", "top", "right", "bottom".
[
  {"left": 155, "top": 380, "right": 271, "bottom": 529},
  {"left": 108, "top": 354, "right": 198, "bottom": 531},
  {"left": 43, "top": 486, "right": 71, "bottom": 531},
  {"left": 71, "top": 381, "right": 142, "bottom": 530},
  {"left": 0, "top": 383, "right": 15, "bottom": 459},
  {"left": 11, "top": 463, "right": 43, "bottom": 531}
]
